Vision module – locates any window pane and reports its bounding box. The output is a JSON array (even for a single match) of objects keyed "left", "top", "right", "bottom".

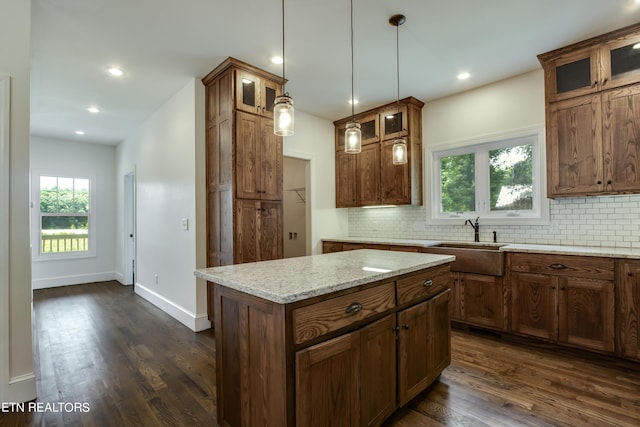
[
  {"left": 440, "top": 153, "right": 475, "bottom": 212},
  {"left": 489, "top": 144, "right": 533, "bottom": 211},
  {"left": 41, "top": 215, "right": 89, "bottom": 253},
  {"left": 40, "top": 177, "right": 89, "bottom": 214}
]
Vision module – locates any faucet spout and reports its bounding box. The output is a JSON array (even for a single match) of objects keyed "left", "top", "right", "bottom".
[{"left": 464, "top": 217, "right": 480, "bottom": 242}]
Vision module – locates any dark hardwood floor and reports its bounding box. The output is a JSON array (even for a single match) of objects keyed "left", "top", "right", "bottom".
[{"left": 1, "top": 281, "right": 639, "bottom": 426}]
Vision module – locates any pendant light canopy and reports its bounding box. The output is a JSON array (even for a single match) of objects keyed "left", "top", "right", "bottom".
[
  {"left": 345, "top": 0, "right": 361, "bottom": 154},
  {"left": 274, "top": 0, "right": 295, "bottom": 136},
  {"left": 390, "top": 14, "right": 407, "bottom": 165}
]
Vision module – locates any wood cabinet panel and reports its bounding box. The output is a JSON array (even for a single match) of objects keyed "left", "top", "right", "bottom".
[
  {"left": 296, "top": 332, "right": 361, "bottom": 427},
  {"left": 234, "top": 199, "right": 283, "bottom": 264},
  {"left": 511, "top": 272, "right": 558, "bottom": 340},
  {"left": 335, "top": 150, "right": 358, "bottom": 207},
  {"left": 617, "top": 259, "right": 640, "bottom": 360},
  {"left": 459, "top": 273, "right": 506, "bottom": 330},
  {"left": 292, "top": 282, "right": 395, "bottom": 345},
  {"left": 359, "top": 144, "right": 381, "bottom": 206},
  {"left": 396, "top": 265, "right": 450, "bottom": 306},
  {"left": 509, "top": 253, "right": 614, "bottom": 281}
]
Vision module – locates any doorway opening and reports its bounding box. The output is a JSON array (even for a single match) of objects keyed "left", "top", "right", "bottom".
[
  {"left": 124, "top": 172, "right": 136, "bottom": 287},
  {"left": 283, "top": 157, "right": 311, "bottom": 258}
]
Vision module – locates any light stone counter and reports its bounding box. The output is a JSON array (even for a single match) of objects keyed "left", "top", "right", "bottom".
[{"left": 194, "top": 249, "right": 454, "bottom": 304}]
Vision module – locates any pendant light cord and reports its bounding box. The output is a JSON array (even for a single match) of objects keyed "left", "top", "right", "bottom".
[
  {"left": 282, "top": 0, "right": 286, "bottom": 93},
  {"left": 350, "top": 0, "right": 355, "bottom": 121},
  {"left": 395, "top": 20, "right": 400, "bottom": 111}
]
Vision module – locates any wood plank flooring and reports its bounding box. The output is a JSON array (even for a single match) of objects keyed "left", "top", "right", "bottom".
[{"left": 1, "top": 281, "right": 639, "bottom": 426}]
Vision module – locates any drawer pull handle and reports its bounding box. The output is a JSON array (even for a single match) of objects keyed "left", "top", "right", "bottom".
[
  {"left": 345, "top": 302, "right": 363, "bottom": 314},
  {"left": 423, "top": 279, "right": 433, "bottom": 287},
  {"left": 549, "top": 263, "right": 567, "bottom": 270}
]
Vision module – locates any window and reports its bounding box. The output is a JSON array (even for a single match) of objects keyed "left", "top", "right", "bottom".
[
  {"left": 430, "top": 129, "right": 548, "bottom": 224},
  {"left": 38, "top": 175, "right": 91, "bottom": 255}
]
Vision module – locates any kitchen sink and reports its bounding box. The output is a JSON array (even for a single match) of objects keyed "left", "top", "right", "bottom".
[{"left": 422, "top": 242, "right": 505, "bottom": 276}]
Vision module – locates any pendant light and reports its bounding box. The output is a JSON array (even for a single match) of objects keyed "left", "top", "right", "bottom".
[
  {"left": 274, "top": 0, "right": 295, "bottom": 136},
  {"left": 390, "top": 14, "right": 407, "bottom": 165},
  {"left": 344, "top": 0, "right": 361, "bottom": 154}
]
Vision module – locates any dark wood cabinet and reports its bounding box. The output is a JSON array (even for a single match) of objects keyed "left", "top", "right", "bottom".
[
  {"left": 202, "top": 57, "right": 284, "bottom": 272},
  {"left": 455, "top": 273, "right": 506, "bottom": 331},
  {"left": 509, "top": 253, "right": 615, "bottom": 353},
  {"left": 617, "top": 259, "right": 640, "bottom": 361},
  {"left": 334, "top": 97, "right": 423, "bottom": 207},
  {"left": 540, "top": 23, "right": 640, "bottom": 198}
]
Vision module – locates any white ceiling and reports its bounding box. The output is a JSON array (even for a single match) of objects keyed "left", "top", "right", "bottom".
[{"left": 30, "top": 0, "right": 640, "bottom": 145}]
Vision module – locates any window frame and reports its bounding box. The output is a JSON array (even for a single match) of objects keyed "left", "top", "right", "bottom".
[
  {"left": 428, "top": 127, "right": 549, "bottom": 226},
  {"left": 32, "top": 171, "right": 97, "bottom": 261}
]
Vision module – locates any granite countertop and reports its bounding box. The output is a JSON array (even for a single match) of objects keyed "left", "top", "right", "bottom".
[
  {"left": 194, "top": 249, "right": 454, "bottom": 304},
  {"left": 322, "top": 237, "right": 640, "bottom": 259}
]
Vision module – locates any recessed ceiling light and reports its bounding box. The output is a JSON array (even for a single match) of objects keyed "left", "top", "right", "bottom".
[
  {"left": 271, "top": 56, "right": 284, "bottom": 65},
  {"left": 107, "top": 67, "right": 124, "bottom": 77},
  {"left": 349, "top": 98, "right": 359, "bottom": 105},
  {"left": 75, "top": 130, "right": 85, "bottom": 135},
  {"left": 87, "top": 106, "right": 100, "bottom": 114},
  {"left": 457, "top": 72, "right": 471, "bottom": 80}
]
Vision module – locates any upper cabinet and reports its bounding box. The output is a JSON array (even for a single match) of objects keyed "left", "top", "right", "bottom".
[
  {"left": 334, "top": 97, "right": 424, "bottom": 208},
  {"left": 235, "top": 69, "right": 282, "bottom": 118},
  {"left": 539, "top": 23, "right": 640, "bottom": 198}
]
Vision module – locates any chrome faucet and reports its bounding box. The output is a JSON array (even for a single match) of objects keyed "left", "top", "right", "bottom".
[{"left": 464, "top": 217, "right": 480, "bottom": 242}]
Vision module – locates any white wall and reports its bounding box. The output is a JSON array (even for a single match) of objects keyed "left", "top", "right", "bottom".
[
  {"left": 30, "top": 136, "right": 117, "bottom": 288},
  {"left": 283, "top": 111, "right": 347, "bottom": 254},
  {"left": 115, "top": 78, "right": 208, "bottom": 332},
  {"left": 0, "top": 0, "right": 35, "bottom": 403},
  {"left": 348, "top": 69, "right": 640, "bottom": 249}
]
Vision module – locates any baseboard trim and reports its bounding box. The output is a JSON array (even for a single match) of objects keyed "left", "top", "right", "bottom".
[
  {"left": 134, "top": 283, "right": 211, "bottom": 332},
  {"left": 7, "top": 372, "right": 36, "bottom": 403},
  {"left": 32, "top": 272, "right": 117, "bottom": 289}
]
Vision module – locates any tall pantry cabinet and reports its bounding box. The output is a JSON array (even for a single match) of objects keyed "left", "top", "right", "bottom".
[{"left": 202, "top": 58, "right": 284, "bottom": 318}]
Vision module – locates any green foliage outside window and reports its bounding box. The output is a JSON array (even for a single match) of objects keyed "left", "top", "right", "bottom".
[{"left": 440, "top": 153, "right": 475, "bottom": 212}]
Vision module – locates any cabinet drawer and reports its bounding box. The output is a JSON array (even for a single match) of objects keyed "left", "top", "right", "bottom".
[
  {"left": 293, "top": 282, "right": 396, "bottom": 345},
  {"left": 396, "top": 265, "right": 451, "bottom": 306},
  {"left": 322, "top": 242, "right": 343, "bottom": 253},
  {"left": 509, "top": 253, "right": 614, "bottom": 281}
]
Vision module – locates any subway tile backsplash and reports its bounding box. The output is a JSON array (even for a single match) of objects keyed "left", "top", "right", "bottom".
[{"left": 348, "top": 194, "right": 640, "bottom": 249}]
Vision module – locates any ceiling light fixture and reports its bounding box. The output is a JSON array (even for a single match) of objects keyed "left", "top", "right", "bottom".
[
  {"left": 345, "top": 0, "right": 362, "bottom": 154},
  {"left": 273, "top": 0, "right": 295, "bottom": 136},
  {"left": 271, "top": 56, "right": 284, "bottom": 65},
  {"left": 75, "top": 130, "right": 85, "bottom": 135},
  {"left": 107, "top": 67, "right": 124, "bottom": 77},
  {"left": 87, "top": 106, "right": 100, "bottom": 113},
  {"left": 390, "top": 14, "right": 407, "bottom": 165},
  {"left": 458, "top": 72, "right": 471, "bottom": 80}
]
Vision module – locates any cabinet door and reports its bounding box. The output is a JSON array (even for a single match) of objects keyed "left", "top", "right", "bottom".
[
  {"left": 397, "top": 300, "right": 430, "bottom": 407},
  {"left": 358, "top": 144, "right": 381, "bottom": 206},
  {"left": 360, "top": 315, "right": 397, "bottom": 427},
  {"left": 601, "top": 32, "right": 640, "bottom": 90},
  {"left": 460, "top": 273, "right": 506, "bottom": 330},
  {"left": 603, "top": 85, "right": 640, "bottom": 193},
  {"left": 429, "top": 289, "right": 451, "bottom": 382},
  {"left": 380, "top": 105, "right": 408, "bottom": 141},
  {"left": 296, "top": 332, "right": 361, "bottom": 427},
  {"left": 543, "top": 47, "right": 600, "bottom": 102},
  {"left": 257, "top": 201, "right": 283, "bottom": 262},
  {"left": 558, "top": 277, "right": 614, "bottom": 353},
  {"left": 618, "top": 260, "right": 640, "bottom": 360},
  {"left": 449, "top": 273, "right": 461, "bottom": 321},
  {"left": 335, "top": 150, "right": 358, "bottom": 207},
  {"left": 360, "top": 114, "right": 380, "bottom": 145},
  {"left": 511, "top": 272, "right": 558, "bottom": 340},
  {"left": 235, "top": 111, "right": 260, "bottom": 199},
  {"left": 380, "top": 139, "right": 411, "bottom": 205},
  {"left": 261, "top": 78, "right": 280, "bottom": 118},
  {"left": 260, "top": 117, "right": 283, "bottom": 200},
  {"left": 235, "top": 70, "right": 262, "bottom": 115},
  {"left": 234, "top": 200, "right": 258, "bottom": 264},
  {"left": 547, "top": 94, "right": 603, "bottom": 197}
]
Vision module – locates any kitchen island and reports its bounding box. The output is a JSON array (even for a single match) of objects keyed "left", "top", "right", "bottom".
[{"left": 195, "top": 249, "right": 454, "bottom": 427}]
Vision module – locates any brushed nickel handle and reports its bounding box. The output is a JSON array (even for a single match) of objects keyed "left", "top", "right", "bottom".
[
  {"left": 423, "top": 279, "right": 434, "bottom": 287},
  {"left": 345, "top": 302, "right": 363, "bottom": 314},
  {"left": 549, "top": 263, "right": 567, "bottom": 270}
]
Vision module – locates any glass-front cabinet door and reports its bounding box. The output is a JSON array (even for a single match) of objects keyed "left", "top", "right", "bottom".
[
  {"left": 601, "top": 33, "right": 640, "bottom": 90},
  {"left": 359, "top": 114, "right": 380, "bottom": 145},
  {"left": 235, "top": 70, "right": 281, "bottom": 117},
  {"left": 380, "top": 105, "right": 408, "bottom": 141},
  {"left": 545, "top": 48, "right": 600, "bottom": 102}
]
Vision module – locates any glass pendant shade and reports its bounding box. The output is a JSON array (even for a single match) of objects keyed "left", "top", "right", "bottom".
[
  {"left": 274, "top": 95, "right": 295, "bottom": 136},
  {"left": 392, "top": 138, "right": 408, "bottom": 164},
  {"left": 345, "top": 122, "right": 362, "bottom": 153}
]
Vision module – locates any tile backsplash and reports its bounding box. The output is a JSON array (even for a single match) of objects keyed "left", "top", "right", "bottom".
[{"left": 348, "top": 194, "right": 640, "bottom": 249}]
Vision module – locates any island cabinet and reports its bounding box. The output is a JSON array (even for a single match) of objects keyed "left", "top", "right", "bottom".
[
  {"left": 334, "top": 97, "right": 424, "bottom": 208},
  {"left": 202, "top": 57, "right": 284, "bottom": 273},
  {"left": 539, "top": 23, "right": 640, "bottom": 197},
  {"left": 617, "top": 259, "right": 640, "bottom": 361},
  {"left": 199, "top": 252, "right": 453, "bottom": 427},
  {"left": 508, "top": 253, "right": 615, "bottom": 353}
]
